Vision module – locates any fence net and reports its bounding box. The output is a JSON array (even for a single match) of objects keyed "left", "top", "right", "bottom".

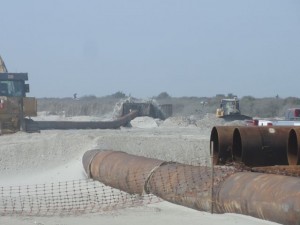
[{"left": 0, "top": 179, "right": 161, "bottom": 216}]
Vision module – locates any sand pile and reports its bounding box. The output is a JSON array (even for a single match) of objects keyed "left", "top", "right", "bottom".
[
  {"left": 160, "top": 116, "right": 197, "bottom": 128},
  {"left": 35, "top": 111, "right": 114, "bottom": 121},
  {"left": 130, "top": 116, "right": 159, "bottom": 128}
]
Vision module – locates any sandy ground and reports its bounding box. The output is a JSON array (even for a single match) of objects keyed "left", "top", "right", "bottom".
[{"left": 0, "top": 115, "right": 281, "bottom": 225}]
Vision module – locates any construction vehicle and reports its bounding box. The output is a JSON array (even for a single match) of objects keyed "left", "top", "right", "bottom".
[
  {"left": 0, "top": 55, "right": 37, "bottom": 134},
  {"left": 121, "top": 102, "right": 172, "bottom": 120},
  {"left": 216, "top": 97, "right": 252, "bottom": 120}
]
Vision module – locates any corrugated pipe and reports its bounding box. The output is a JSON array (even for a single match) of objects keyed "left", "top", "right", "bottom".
[
  {"left": 232, "top": 126, "right": 290, "bottom": 166},
  {"left": 287, "top": 128, "right": 300, "bottom": 165},
  {"left": 83, "top": 149, "right": 300, "bottom": 225}
]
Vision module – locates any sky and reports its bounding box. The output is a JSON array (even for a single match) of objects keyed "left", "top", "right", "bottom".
[{"left": 1, "top": 0, "right": 300, "bottom": 99}]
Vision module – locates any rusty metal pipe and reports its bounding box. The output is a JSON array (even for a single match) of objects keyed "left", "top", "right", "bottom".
[
  {"left": 287, "top": 128, "right": 300, "bottom": 165},
  {"left": 82, "top": 149, "right": 165, "bottom": 195},
  {"left": 83, "top": 149, "right": 300, "bottom": 225},
  {"left": 210, "top": 126, "right": 236, "bottom": 165},
  {"left": 232, "top": 126, "right": 290, "bottom": 166},
  {"left": 147, "top": 162, "right": 238, "bottom": 212},
  {"left": 216, "top": 172, "right": 300, "bottom": 225}
]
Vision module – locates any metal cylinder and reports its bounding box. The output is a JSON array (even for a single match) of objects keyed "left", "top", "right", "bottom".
[
  {"left": 210, "top": 126, "right": 236, "bottom": 165},
  {"left": 83, "top": 149, "right": 300, "bottom": 225},
  {"left": 147, "top": 162, "right": 237, "bottom": 212},
  {"left": 232, "top": 126, "right": 290, "bottom": 166},
  {"left": 82, "top": 149, "right": 165, "bottom": 195},
  {"left": 287, "top": 128, "right": 300, "bottom": 165},
  {"left": 216, "top": 172, "right": 300, "bottom": 225}
]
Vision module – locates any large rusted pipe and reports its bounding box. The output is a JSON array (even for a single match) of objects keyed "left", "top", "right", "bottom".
[
  {"left": 232, "top": 126, "right": 290, "bottom": 166},
  {"left": 152, "top": 169, "right": 300, "bottom": 225},
  {"left": 287, "top": 128, "right": 300, "bottom": 165},
  {"left": 83, "top": 149, "right": 300, "bottom": 225},
  {"left": 82, "top": 149, "right": 165, "bottom": 195},
  {"left": 83, "top": 149, "right": 238, "bottom": 211},
  {"left": 210, "top": 126, "right": 236, "bottom": 165},
  {"left": 216, "top": 172, "right": 300, "bottom": 225},
  {"left": 146, "top": 162, "right": 238, "bottom": 212}
]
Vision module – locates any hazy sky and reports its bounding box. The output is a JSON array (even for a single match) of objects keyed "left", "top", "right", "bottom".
[{"left": 1, "top": 0, "right": 300, "bottom": 98}]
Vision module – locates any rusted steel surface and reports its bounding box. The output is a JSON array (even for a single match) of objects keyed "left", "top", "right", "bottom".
[
  {"left": 210, "top": 126, "right": 236, "bottom": 165},
  {"left": 147, "top": 163, "right": 238, "bottom": 212},
  {"left": 35, "top": 110, "right": 138, "bottom": 130},
  {"left": 83, "top": 149, "right": 300, "bottom": 225},
  {"left": 232, "top": 126, "right": 291, "bottom": 166},
  {"left": 252, "top": 165, "right": 300, "bottom": 177},
  {"left": 287, "top": 128, "right": 300, "bottom": 165},
  {"left": 82, "top": 149, "right": 165, "bottom": 195},
  {"left": 217, "top": 172, "right": 300, "bottom": 225}
]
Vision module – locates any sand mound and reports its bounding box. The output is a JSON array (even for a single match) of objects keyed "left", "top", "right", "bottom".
[
  {"left": 160, "top": 116, "right": 197, "bottom": 128},
  {"left": 130, "top": 116, "right": 159, "bottom": 128},
  {"left": 35, "top": 111, "right": 114, "bottom": 121}
]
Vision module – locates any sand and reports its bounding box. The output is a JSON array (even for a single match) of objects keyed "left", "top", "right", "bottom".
[{"left": 0, "top": 115, "right": 280, "bottom": 225}]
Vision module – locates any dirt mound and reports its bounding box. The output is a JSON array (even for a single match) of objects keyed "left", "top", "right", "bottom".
[
  {"left": 160, "top": 116, "right": 197, "bottom": 128},
  {"left": 130, "top": 117, "right": 159, "bottom": 128}
]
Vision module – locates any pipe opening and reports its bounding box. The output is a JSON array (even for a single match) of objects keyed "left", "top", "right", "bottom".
[
  {"left": 210, "top": 127, "right": 219, "bottom": 165},
  {"left": 232, "top": 129, "right": 242, "bottom": 162},
  {"left": 287, "top": 129, "right": 299, "bottom": 165}
]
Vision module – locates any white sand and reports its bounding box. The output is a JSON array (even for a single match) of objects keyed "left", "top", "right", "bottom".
[{"left": 0, "top": 115, "right": 280, "bottom": 225}]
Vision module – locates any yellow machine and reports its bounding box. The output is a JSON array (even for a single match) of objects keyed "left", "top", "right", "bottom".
[
  {"left": 0, "top": 56, "right": 37, "bottom": 134},
  {"left": 216, "top": 97, "right": 251, "bottom": 120}
]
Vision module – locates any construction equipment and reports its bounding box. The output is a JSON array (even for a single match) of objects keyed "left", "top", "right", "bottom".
[
  {"left": 121, "top": 102, "right": 172, "bottom": 120},
  {"left": 0, "top": 56, "right": 140, "bottom": 134},
  {"left": 216, "top": 97, "right": 251, "bottom": 120},
  {"left": 0, "top": 56, "right": 37, "bottom": 134}
]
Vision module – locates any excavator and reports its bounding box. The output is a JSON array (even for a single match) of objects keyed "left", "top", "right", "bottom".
[{"left": 216, "top": 97, "right": 252, "bottom": 121}]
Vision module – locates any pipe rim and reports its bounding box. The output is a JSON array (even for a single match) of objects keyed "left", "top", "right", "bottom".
[
  {"left": 210, "top": 127, "right": 220, "bottom": 165},
  {"left": 287, "top": 129, "right": 299, "bottom": 165},
  {"left": 232, "top": 129, "right": 242, "bottom": 162}
]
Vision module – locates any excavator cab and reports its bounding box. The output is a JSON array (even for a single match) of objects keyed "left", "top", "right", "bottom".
[
  {"left": 0, "top": 72, "right": 37, "bottom": 133},
  {"left": 0, "top": 55, "right": 37, "bottom": 133},
  {"left": 216, "top": 97, "right": 240, "bottom": 117}
]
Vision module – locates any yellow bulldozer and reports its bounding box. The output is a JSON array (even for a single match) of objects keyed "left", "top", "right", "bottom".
[
  {"left": 216, "top": 97, "right": 252, "bottom": 121},
  {"left": 0, "top": 55, "right": 37, "bottom": 134}
]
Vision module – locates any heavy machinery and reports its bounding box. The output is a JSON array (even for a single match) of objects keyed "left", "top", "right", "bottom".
[
  {"left": 0, "top": 55, "right": 37, "bottom": 134},
  {"left": 216, "top": 97, "right": 251, "bottom": 120},
  {"left": 0, "top": 55, "right": 140, "bottom": 134},
  {"left": 121, "top": 102, "right": 172, "bottom": 120}
]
